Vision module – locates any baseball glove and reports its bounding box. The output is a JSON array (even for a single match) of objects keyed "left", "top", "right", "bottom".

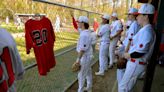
[
  {"left": 117, "top": 57, "right": 127, "bottom": 69},
  {"left": 72, "top": 62, "right": 81, "bottom": 72}
]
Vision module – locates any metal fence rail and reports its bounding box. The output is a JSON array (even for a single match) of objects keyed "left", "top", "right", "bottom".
[{"left": 33, "top": 0, "right": 103, "bottom": 15}]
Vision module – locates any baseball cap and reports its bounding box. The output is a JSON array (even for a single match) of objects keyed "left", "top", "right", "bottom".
[
  {"left": 102, "top": 14, "right": 110, "bottom": 20},
  {"left": 111, "top": 12, "right": 118, "bottom": 18},
  {"left": 127, "top": 8, "right": 138, "bottom": 15},
  {"left": 78, "top": 16, "right": 89, "bottom": 23},
  {"left": 137, "top": 3, "right": 155, "bottom": 15}
]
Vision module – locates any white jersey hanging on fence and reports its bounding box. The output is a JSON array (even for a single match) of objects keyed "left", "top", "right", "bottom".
[
  {"left": 25, "top": 16, "right": 56, "bottom": 76},
  {"left": 0, "top": 28, "right": 24, "bottom": 92}
]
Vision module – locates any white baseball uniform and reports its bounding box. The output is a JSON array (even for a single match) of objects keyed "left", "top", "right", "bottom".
[
  {"left": 76, "top": 29, "right": 93, "bottom": 92},
  {"left": 123, "top": 21, "right": 140, "bottom": 47},
  {"left": 119, "top": 24, "right": 155, "bottom": 92},
  {"left": 0, "top": 28, "right": 24, "bottom": 92},
  {"left": 109, "top": 20, "right": 123, "bottom": 66},
  {"left": 90, "top": 30, "right": 97, "bottom": 57},
  {"left": 97, "top": 24, "right": 110, "bottom": 73},
  {"left": 117, "top": 20, "right": 140, "bottom": 85}
]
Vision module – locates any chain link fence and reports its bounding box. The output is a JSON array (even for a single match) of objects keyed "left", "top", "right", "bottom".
[
  {"left": 0, "top": 0, "right": 140, "bottom": 91},
  {"left": 0, "top": 0, "right": 103, "bottom": 92},
  {"left": 0, "top": 0, "right": 142, "bottom": 91}
]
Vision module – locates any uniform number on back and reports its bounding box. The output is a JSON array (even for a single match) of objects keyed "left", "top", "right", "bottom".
[{"left": 32, "top": 29, "right": 48, "bottom": 46}]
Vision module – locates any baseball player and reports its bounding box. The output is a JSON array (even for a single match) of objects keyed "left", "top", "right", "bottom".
[
  {"left": 75, "top": 16, "right": 93, "bottom": 92},
  {"left": 95, "top": 14, "right": 110, "bottom": 76},
  {"left": 116, "top": 8, "right": 140, "bottom": 86},
  {"left": 71, "top": 13, "right": 97, "bottom": 59},
  {"left": 109, "top": 12, "right": 123, "bottom": 69},
  {"left": 119, "top": 4, "right": 156, "bottom": 92},
  {"left": 0, "top": 27, "right": 24, "bottom": 92}
]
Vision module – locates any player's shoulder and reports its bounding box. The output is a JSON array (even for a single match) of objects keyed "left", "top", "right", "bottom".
[
  {"left": 81, "top": 30, "right": 90, "bottom": 36},
  {"left": 102, "top": 24, "right": 110, "bottom": 29},
  {"left": 132, "top": 21, "right": 139, "bottom": 26}
]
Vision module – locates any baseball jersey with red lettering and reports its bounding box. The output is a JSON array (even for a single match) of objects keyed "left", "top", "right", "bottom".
[{"left": 25, "top": 16, "right": 56, "bottom": 75}]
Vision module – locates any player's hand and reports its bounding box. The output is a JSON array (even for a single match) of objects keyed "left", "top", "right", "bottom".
[
  {"left": 115, "top": 50, "right": 119, "bottom": 55},
  {"left": 110, "top": 36, "right": 113, "bottom": 40},
  {"left": 76, "top": 58, "right": 80, "bottom": 64},
  {"left": 124, "top": 52, "right": 130, "bottom": 59},
  {"left": 97, "top": 34, "right": 101, "bottom": 37}
]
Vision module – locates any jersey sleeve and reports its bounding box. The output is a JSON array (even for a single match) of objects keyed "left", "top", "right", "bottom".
[
  {"left": 128, "top": 22, "right": 140, "bottom": 40},
  {"left": 91, "top": 32, "right": 97, "bottom": 45},
  {"left": 143, "top": 31, "right": 156, "bottom": 62},
  {"left": 25, "top": 21, "right": 33, "bottom": 54},
  {"left": 0, "top": 63, "right": 8, "bottom": 92},
  {"left": 98, "top": 25, "right": 109, "bottom": 37},
  {"left": 12, "top": 46, "right": 24, "bottom": 80},
  {"left": 135, "top": 31, "right": 152, "bottom": 53},
  {"left": 1, "top": 47, "right": 15, "bottom": 87},
  {"left": 49, "top": 19, "right": 56, "bottom": 42},
  {"left": 116, "top": 21, "right": 123, "bottom": 32},
  {"left": 79, "top": 35, "right": 90, "bottom": 51}
]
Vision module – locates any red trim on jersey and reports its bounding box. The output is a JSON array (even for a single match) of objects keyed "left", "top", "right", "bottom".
[
  {"left": 0, "top": 63, "right": 8, "bottom": 92},
  {"left": 0, "top": 80, "right": 8, "bottom": 92},
  {"left": 131, "top": 58, "right": 136, "bottom": 62},
  {"left": 1, "top": 47, "right": 15, "bottom": 87},
  {"left": 130, "top": 58, "right": 146, "bottom": 65},
  {"left": 139, "top": 62, "right": 146, "bottom": 65}
]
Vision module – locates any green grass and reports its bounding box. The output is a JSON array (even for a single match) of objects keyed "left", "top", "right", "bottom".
[
  {"left": 1, "top": 22, "right": 23, "bottom": 33},
  {"left": 16, "top": 48, "right": 99, "bottom": 92}
]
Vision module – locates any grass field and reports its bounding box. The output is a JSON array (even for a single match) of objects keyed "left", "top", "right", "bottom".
[{"left": 16, "top": 48, "right": 99, "bottom": 92}]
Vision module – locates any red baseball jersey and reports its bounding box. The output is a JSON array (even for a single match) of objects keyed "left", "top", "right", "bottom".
[
  {"left": 25, "top": 16, "right": 56, "bottom": 75},
  {"left": 0, "top": 47, "right": 15, "bottom": 92}
]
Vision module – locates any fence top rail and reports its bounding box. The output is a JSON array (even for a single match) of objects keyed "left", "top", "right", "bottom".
[
  {"left": 15, "top": 13, "right": 46, "bottom": 17},
  {"left": 32, "top": 0, "right": 103, "bottom": 15}
]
